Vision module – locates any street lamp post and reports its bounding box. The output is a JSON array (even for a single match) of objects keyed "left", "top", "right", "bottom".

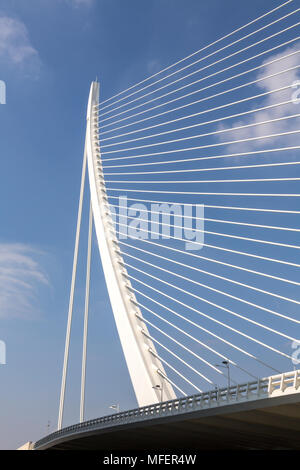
[
  {"left": 215, "top": 361, "right": 230, "bottom": 389},
  {"left": 152, "top": 384, "right": 163, "bottom": 402},
  {"left": 109, "top": 404, "right": 120, "bottom": 413}
]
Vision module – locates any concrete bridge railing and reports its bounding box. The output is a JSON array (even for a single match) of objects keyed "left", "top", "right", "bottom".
[{"left": 34, "top": 369, "right": 300, "bottom": 449}]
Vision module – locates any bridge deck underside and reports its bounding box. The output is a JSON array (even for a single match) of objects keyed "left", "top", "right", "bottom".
[{"left": 40, "top": 397, "right": 300, "bottom": 450}]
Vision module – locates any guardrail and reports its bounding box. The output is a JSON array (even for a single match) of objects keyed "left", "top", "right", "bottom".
[{"left": 34, "top": 369, "right": 300, "bottom": 449}]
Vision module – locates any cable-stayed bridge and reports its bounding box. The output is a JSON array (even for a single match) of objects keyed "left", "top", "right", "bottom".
[{"left": 33, "top": 0, "right": 300, "bottom": 450}]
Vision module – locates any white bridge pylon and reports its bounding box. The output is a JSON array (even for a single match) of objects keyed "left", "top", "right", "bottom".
[
  {"left": 50, "top": 1, "right": 300, "bottom": 434},
  {"left": 58, "top": 81, "right": 176, "bottom": 430},
  {"left": 87, "top": 81, "right": 176, "bottom": 406}
]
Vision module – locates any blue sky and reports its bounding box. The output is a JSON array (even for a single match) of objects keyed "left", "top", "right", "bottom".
[{"left": 0, "top": 0, "right": 299, "bottom": 450}]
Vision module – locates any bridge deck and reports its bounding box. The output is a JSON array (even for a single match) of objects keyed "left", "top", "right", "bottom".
[{"left": 34, "top": 370, "right": 300, "bottom": 450}]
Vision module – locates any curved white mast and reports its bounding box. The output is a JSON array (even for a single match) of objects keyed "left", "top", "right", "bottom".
[{"left": 86, "top": 81, "right": 176, "bottom": 406}]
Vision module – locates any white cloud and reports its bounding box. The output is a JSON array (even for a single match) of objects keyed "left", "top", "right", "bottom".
[
  {"left": 0, "top": 16, "right": 40, "bottom": 76},
  {"left": 217, "top": 43, "right": 300, "bottom": 154},
  {"left": 0, "top": 244, "right": 48, "bottom": 319}
]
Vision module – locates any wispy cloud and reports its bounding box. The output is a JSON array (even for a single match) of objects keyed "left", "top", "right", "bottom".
[
  {"left": 0, "top": 244, "right": 49, "bottom": 319},
  {"left": 147, "top": 59, "right": 162, "bottom": 75},
  {"left": 217, "top": 43, "right": 300, "bottom": 154},
  {"left": 0, "top": 16, "right": 41, "bottom": 77}
]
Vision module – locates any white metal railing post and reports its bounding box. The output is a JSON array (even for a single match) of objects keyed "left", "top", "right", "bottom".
[
  {"left": 280, "top": 373, "right": 285, "bottom": 392},
  {"left": 268, "top": 376, "right": 273, "bottom": 395}
]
